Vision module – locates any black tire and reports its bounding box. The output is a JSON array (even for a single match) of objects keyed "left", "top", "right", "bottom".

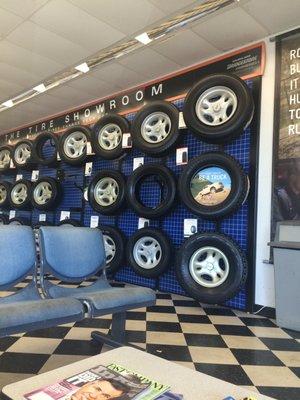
[
  {"left": 13, "top": 140, "right": 35, "bottom": 169},
  {"left": 183, "top": 73, "right": 254, "bottom": 143},
  {"left": 9, "top": 179, "right": 32, "bottom": 209},
  {"left": 31, "top": 177, "right": 61, "bottom": 210},
  {"left": 8, "top": 217, "right": 30, "bottom": 226},
  {"left": 176, "top": 232, "right": 248, "bottom": 304},
  {"left": 179, "top": 152, "right": 248, "bottom": 219},
  {"left": 0, "top": 145, "right": 13, "bottom": 172},
  {"left": 127, "top": 227, "right": 172, "bottom": 278},
  {"left": 58, "top": 219, "right": 81, "bottom": 227},
  {"left": 99, "top": 225, "right": 125, "bottom": 275},
  {"left": 127, "top": 164, "right": 176, "bottom": 218},
  {"left": 131, "top": 101, "right": 180, "bottom": 156},
  {"left": 0, "top": 214, "right": 8, "bottom": 225},
  {"left": 0, "top": 181, "right": 12, "bottom": 209},
  {"left": 58, "top": 126, "right": 91, "bottom": 165},
  {"left": 88, "top": 170, "right": 126, "bottom": 215},
  {"left": 92, "top": 114, "right": 129, "bottom": 159},
  {"left": 32, "top": 132, "right": 58, "bottom": 166},
  {"left": 33, "top": 221, "right": 53, "bottom": 229}
]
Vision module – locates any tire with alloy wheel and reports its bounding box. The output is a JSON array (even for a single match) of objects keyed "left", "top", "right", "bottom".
[
  {"left": 31, "top": 177, "right": 61, "bottom": 210},
  {"left": 32, "top": 132, "right": 58, "bottom": 166},
  {"left": 176, "top": 232, "right": 247, "bottom": 304},
  {"left": 92, "top": 114, "right": 129, "bottom": 159},
  {"left": 127, "top": 164, "right": 176, "bottom": 218},
  {"left": 127, "top": 228, "right": 171, "bottom": 278},
  {"left": 58, "top": 126, "right": 91, "bottom": 165},
  {"left": 131, "top": 101, "right": 180, "bottom": 156},
  {"left": 183, "top": 73, "right": 254, "bottom": 143},
  {"left": 99, "top": 225, "right": 125, "bottom": 274},
  {"left": 0, "top": 181, "right": 12, "bottom": 209},
  {"left": 0, "top": 145, "right": 13, "bottom": 172},
  {"left": 0, "top": 214, "right": 8, "bottom": 225},
  {"left": 9, "top": 179, "right": 32, "bottom": 209},
  {"left": 179, "top": 152, "right": 248, "bottom": 219},
  {"left": 58, "top": 219, "right": 81, "bottom": 227},
  {"left": 13, "top": 140, "right": 34, "bottom": 169},
  {"left": 88, "top": 170, "right": 126, "bottom": 215},
  {"left": 8, "top": 217, "right": 30, "bottom": 226}
]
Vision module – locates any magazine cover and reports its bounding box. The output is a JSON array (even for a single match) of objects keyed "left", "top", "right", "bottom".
[{"left": 24, "top": 365, "right": 150, "bottom": 400}]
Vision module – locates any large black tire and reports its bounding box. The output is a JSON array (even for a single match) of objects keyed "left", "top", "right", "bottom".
[
  {"left": 0, "top": 214, "right": 8, "bottom": 225},
  {"left": 8, "top": 217, "right": 30, "bottom": 226},
  {"left": 179, "top": 152, "right": 248, "bottom": 219},
  {"left": 58, "top": 219, "right": 81, "bottom": 227},
  {"left": 92, "top": 114, "right": 129, "bottom": 159},
  {"left": 127, "top": 164, "right": 176, "bottom": 218},
  {"left": 127, "top": 227, "right": 172, "bottom": 278},
  {"left": 33, "top": 221, "right": 53, "bottom": 229},
  {"left": 13, "top": 140, "right": 35, "bottom": 169},
  {"left": 176, "top": 232, "right": 248, "bottom": 304},
  {"left": 31, "top": 177, "right": 61, "bottom": 210},
  {"left": 9, "top": 179, "right": 32, "bottom": 209},
  {"left": 131, "top": 101, "right": 180, "bottom": 156},
  {"left": 0, "top": 181, "right": 12, "bottom": 209},
  {"left": 32, "top": 132, "right": 58, "bottom": 166},
  {"left": 99, "top": 225, "right": 125, "bottom": 275},
  {"left": 0, "top": 145, "right": 13, "bottom": 172},
  {"left": 88, "top": 170, "right": 126, "bottom": 215},
  {"left": 58, "top": 126, "right": 91, "bottom": 165},
  {"left": 183, "top": 73, "right": 254, "bottom": 143}
]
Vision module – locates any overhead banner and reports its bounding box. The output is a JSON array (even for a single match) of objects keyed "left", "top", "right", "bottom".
[
  {"left": 0, "top": 42, "right": 264, "bottom": 145},
  {"left": 272, "top": 29, "right": 300, "bottom": 237}
]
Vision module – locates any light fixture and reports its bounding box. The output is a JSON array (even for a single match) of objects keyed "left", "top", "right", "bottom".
[
  {"left": 75, "top": 62, "right": 90, "bottom": 73},
  {"left": 33, "top": 83, "right": 46, "bottom": 93},
  {"left": 135, "top": 32, "right": 152, "bottom": 45},
  {"left": 2, "top": 100, "right": 14, "bottom": 108}
]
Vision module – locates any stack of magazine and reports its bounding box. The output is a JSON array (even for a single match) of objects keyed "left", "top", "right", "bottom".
[{"left": 24, "top": 363, "right": 183, "bottom": 400}]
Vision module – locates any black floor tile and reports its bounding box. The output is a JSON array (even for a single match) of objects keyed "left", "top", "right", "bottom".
[
  {"left": 290, "top": 367, "right": 300, "bottom": 379},
  {"left": 54, "top": 339, "right": 100, "bottom": 356},
  {"left": 0, "top": 352, "right": 49, "bottom": 373},
  {"left": 147, "top": 305, "right": 176, "bottom": 314},
  {"left": 184, "top": 333, "right": 227, "bottom": 348},
  {"left": 24, "top": 327, "right": 71, "bottom": 339},
  {"left": 173, "top": 300, "right": 199, "bottom": 307},
  {"left": 261, "top": 338, "right": 300, "bottom": 351},
  {"left": 231, "top": 349, "right": 284, "bottom": 366},
  {"left": 147, "top": 321, "right": 182, "bottom": 333},
  {"left": 282, "top": 328, "right": 300, "bottom": 339},
  {"left": 146, "top": 344, "right": 192, "bottom": 362},
  {"left": 0, "top": 337, "right": 19, "bottom": 351},
  {"left": 215, "top": 325, "right": 255, "bottom": 337},
  {"left": 194, "top": 363, "right": 253, "bottom": 386},
  {"left": 74, "top": 318, "right": 111, "bottom": 329},
  {"left": 177, "top": 314, "right": 210, "bottom": 324},
  {"left": 239, "top": 317, "right": 277, "bottom": 327},
  {"left": 203, "top": 307, "right": 235, "bottom": 316},
  {"left": 126, "top": 311, "right": 147, "bottom": 320},
  {"left": 257, "top": 386, "right": 300, "bottom": 400},
  {"left": 156, "top": 293, "right": 172, "bottom": 299},
  {"left": 125, "top": 330, "right": 146, "bottom": 343}
]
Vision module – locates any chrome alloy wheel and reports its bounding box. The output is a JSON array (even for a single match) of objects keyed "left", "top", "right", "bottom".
[
  {"left": 63, "top": 131, "right": 87, "bottom": 158},
  {"left": 133, "top": 236, "right": 162, "bottom": 269},
  {"left": 14, "top": 143, "right": 31, "bottom": 165},
  {"left": 33, "top": 181, "right": 52, "bottom": 205},
  {"left": 0, "top": 149, "right": 11, "bottom": 169},
  {"left": 103, "top": 234, "right": 116, "bottom": 264},
  {"left": 141, "top": 112, "right": 172, "bottom": 143},
  {"left": 94, "top": 177, "right": 118, "bottom": 206},
  {"left": 11, "top": 182, "right": 28, "bottom": 205},
  {"left": 98, "top": 123, "right": 122, "bottom": 150}
]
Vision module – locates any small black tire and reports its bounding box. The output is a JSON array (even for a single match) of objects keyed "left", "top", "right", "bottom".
[
  {"left": 58, "top": 126, "right": 91, "bottom": 165},
  {"left": 0, "top": 145, "right": 13, "bottom": 172},
  {"left": 0, "top": 181, "right": 12, "bottom": 209},
  {"left": 92, "top": 114, "right": 129, "bottom": 159},
  {"left": 32, "top": 132, "right": 59, "bottom": 166},
  {"left": 13, "top": 140, "right": 35, "bottom": 169},
  {"left": 127, "top": 227, "right": 172, "bottom": 278},
  {"left": 127, "top": 164, "right": 176, "bottom": 218},
  {"left": 0, "top": 214, "right": 8, "bottom": 225},
  {"left": 8, "top": 217, "right": 30, "bottom": 226},
  {"left": 88, "top": 170, "right": 126, "bottom": 215},
  {"left": 179, "top": 152, "right": 248, "bottom": 219},
  {"left": 31, "top": 177, "right": 61, "bottom": 210},
  {"left": 183, "top": 73, "right": 254, "bottom": 143},
  {"left": 131, "top": 101, "right": 180, "bottom": 156},
  {"left": 176, "top": 232, "right": 248, "bottom": 304},
  {"left": 99, "top": 225, "right": 125, "bottom": 275},
  {"left": 9, "top": 179, "right": 32, "bottom": 210},
  {"left": 58, "top": 219, "right": 81, "bottom": 227}
]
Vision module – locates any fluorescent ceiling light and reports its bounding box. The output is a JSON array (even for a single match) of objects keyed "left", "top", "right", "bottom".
[
  {"left": 135, "top": 32, "right": 152, "bottom": 45},
  {"left": 33, "top": 83, "right": 46, "bottom": 93},
  {"left": 75, "top": 62, "right": 90, "bottom": 73},
  {"left": 2, "top": 100, "right": 13, "bottom": 108}
]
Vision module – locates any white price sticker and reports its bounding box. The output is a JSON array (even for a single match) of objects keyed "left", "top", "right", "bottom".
[
  {"left": 178, "top": 111, "right": 186, "bottom": 129},
  {"left": 16, "top": 174, "right": 23, "bottom": 181},
  {"left": 184, "top": 219, "right": 198, "bottom": 237},
  {"left": 10, "top": 159, "right": 15, "bottom": 169},
  {"left": 9, "top": 210, "right": 16, "bottom": 219},
  {"left": 60, "top": 211, "right": 70, "bottom": 221},
  {"left": 133, "top": 157, "right": 144, "bottom": 170},
  {"left": 176, "top": 147, "right": 188, "bottom": 165},
  {"left": 85, "top": 162, "right": 93, "bottom": 176},
  {"left": 138, "top": 218, "right": 150, "bottom": 229},
  {"left": 90, "top": 215, "right": 99, "bottom": 228},
  {"left": 39, "top": 214, "right": 46, "bottom": 222},
  {"left": 86, "top": 142, "right": 93, "bottom": 155},
  {"left": 31, "top": 170, "right": 39, "bottom": 181},
  {"left": 122, "top": 133, "right": 132, "bottom": 148}
]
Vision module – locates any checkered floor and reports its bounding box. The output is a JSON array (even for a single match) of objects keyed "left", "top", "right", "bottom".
[{"left": 0, "top": 281, "right": 300, "bottom": 400}]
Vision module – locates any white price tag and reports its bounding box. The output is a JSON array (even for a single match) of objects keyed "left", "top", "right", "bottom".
[
  {"left": 10, "top": 159, "right": 15, "bottom": 169},
  {"left": 39, "top": 214, "right": 46, "bottom": 222},
  {"left": 178, "top": 111, "right": 186, "bottom": 129},
  {"left": 138, "top": 218, "right": 150, "bottom": 229},
  {"left": 31, "top": 170, "right": 39, "bottom": 181},
  {"left": 83, "top": 187, "right": 89, "bottom": 202},
  {"left": 133, "top": 157, "right": 144, "bottom": 170},
  {"left": 176, "top": 147, "right": 188, "bottom": 165},
  {"left": 60, "top": 211, "right": 70, "bottom": 221},
  {"left": 16, "top": 174, "right": 23, "bottom": 181},
  {"left": 122, "top": 133, "right": 132, "bottom": 148},
  {"left": 90, "top": 215, "right": 99, "bottom": 228},
  {"left": 85, "top": 162, "right": 93, "bottom": 176},
  {"left": 57, "top": 152, "right": 61, "bottom": 161},
  {"left": 9, "top": 210, "right": 16, "bottom": 219},
  {"left": 86, "top": 142, "right": 93, "bottom": 155},
  {"left": 184, "top": 219, "right": 198, "bottom": 237}
]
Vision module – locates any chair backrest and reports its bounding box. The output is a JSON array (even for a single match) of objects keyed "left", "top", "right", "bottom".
[{"left": 39, "top": 226, "right": 106, "bottom": 282}]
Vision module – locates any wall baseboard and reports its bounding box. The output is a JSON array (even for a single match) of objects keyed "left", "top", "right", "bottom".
[{"left": 253, "top": 304, "right": 276, "bottom": 319}]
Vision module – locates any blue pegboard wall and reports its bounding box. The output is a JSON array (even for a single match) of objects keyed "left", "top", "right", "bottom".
[{"left": 0, "top": 78, "right": 258, "bottom": 311}]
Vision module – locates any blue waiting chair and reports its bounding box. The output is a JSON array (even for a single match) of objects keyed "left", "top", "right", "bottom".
[
  {"left": 0, "top": 226, "right": 85, "bottom": 338},
  {"left": 38, "top": 226, "right": 156, "bottom": 346}
]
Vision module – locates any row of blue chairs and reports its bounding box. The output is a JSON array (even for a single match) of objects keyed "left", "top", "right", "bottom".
[{"left": 0, "top": 226, "right": 155, "bottom": 345}]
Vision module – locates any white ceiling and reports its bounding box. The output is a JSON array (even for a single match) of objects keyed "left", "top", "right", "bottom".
[{"left": 0, "top": 0, "right": 299, "bottom": 133}]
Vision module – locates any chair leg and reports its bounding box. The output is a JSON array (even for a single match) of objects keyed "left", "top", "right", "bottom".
[{"left": 91, "top": 312, "right": 126, "bottom": 348}]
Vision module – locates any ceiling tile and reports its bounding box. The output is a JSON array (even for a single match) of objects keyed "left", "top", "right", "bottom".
[
  {"left": 67, "top": 74, "right": 119, "bottom": 98},
  {"left": 0, "top": 62, "right": 39, "bottom": 89},
  {"left": 0, "top": 79, "right": 23, "bottom": 103},
  {"left": 149, "top": 0, "right": 198, "bottom": 14},
  {"left": 69, "top": 0, "right": 164, "bottom": 36},
  {"left": 30, "top": 0, "right": 125, "bottom": 52},
  {"left": 192, "top": 7, "right": 268, "bottom": 51},
  {"left": 0, "top": 8, "right": 22, "bottom": 38},
  {"left": 0, "top": 0, "right": 48, "bottom": 19},
  {"left": 152, "top": 29, "right": 219, "bottom": 66},
  {"left": 48, "top": 85, "right": 95, "bottom": 104}
]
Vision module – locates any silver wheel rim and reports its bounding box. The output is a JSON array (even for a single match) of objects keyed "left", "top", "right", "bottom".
[
  {"left": 0, "top": 185, "right": 7, "bottom": 204},
  {"left": 189, "top": 246, "right": 229, "bottom": 288},
  {"left": 98, "top": 123, "right": 122, "bottom": 150},
  {"left": 141, "top": 112, "right": 172, "bottom": 143},
  {"left": 94, "top": 177, "right": 118, "bottom": 206},
  {"left": 63, "top": 131, "right": 87, "bottom": 158},
  {"left": 14, "top": 143, "right": 31, "bottom": 165},
  {"left": 11, "top": 183, "right": 28, "bottom": 205},
  {"left": 133, "top": 236, "right": 162, "bottom": 269},
  {"left": 195, "top": 86, "right": 237, "bottom": 126},
  {"left": 0, "top": 149, "right": 11, "bottom": 169},
  {"left": 103, "top": 234, "right": 116, "bottom": 264},
  {"left": 33, "top": 182, "right": 52, "bottom": 205}
]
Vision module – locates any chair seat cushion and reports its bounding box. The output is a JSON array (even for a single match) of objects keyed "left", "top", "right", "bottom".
[{"left": 0, "top": 298, "right": 84, "bottom": 337}]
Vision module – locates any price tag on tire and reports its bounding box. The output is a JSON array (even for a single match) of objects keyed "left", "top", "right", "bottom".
[
  {"left": 9, "top": 210, "right": 16, "bottom": 219},
  {"left": 85, "top": 162, "right": 93, "bottom": 176},
  {"left": 39, "top": 214, "right": 46, "bottom": 222},
  {"left": 176, "top": 147, "right": 188, "bottom": 165},
  {"left": 31, "top": 170, "right": 39, "bottom": 181},
  {"left": 122, "top": 133, "right": 132, "bottom": 148},
  {"left": 60, "top": 211, "right": 70, "bottom": 221},
  {"left": 16, "top": 174, "right": 23, "bottom": 181},
  {"left": 138, "top": 218, "right": 150, "bottom": 229},
  {"left": 90, "top": 215, "right": 99, "bottom": 228},
  {"left": 184, "top": 219, "right": 198, "bottom": 237},
  {"left": 133, "top": 157, "right": 144, "bottom": 170}
]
